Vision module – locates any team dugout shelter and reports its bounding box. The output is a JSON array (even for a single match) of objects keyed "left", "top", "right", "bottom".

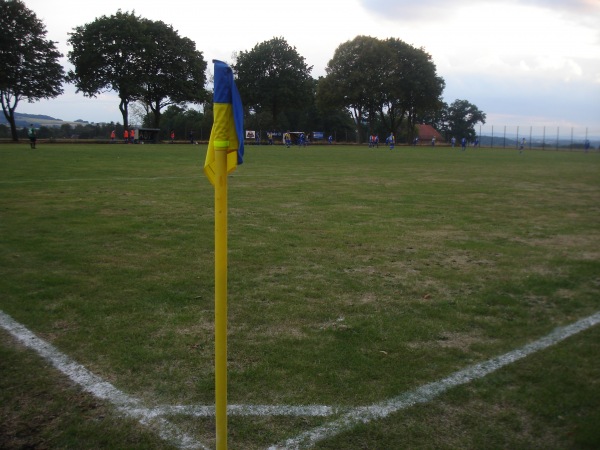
[{"left": 134, "top": 128, "right": 161, "bottom": 144}]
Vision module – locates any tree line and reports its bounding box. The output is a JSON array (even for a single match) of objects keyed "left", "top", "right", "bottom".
[
  {"left": 1, "top": 1, "right": 485, "bottom": 144},
  {"left": 0, "top": 108, "right": 212, "bottom": 142}
]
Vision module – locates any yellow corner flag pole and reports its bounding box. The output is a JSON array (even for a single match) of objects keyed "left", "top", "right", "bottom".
[
  {"left": 214, "top": 142, "right": 228, "bottom": 449},
  {"left": 203, "top": 60, "right": 244, "bottom": 450}
]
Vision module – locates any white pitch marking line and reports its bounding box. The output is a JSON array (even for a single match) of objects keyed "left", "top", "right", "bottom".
[
  {"left": 269, "top": 311, "right": 600, "bottom": 449},
  {"left": 151, "top": 404, "right": 341, "bottom": 418},
  {"left": 0, "top": 310, "right": 208, "bottom": 450},
  {"left": 3, "top": 310, "right": 599, "bottom": 450}
]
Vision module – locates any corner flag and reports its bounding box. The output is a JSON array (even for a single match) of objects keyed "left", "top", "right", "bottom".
[
  {"left": 203, "top": 59, "right": 244, "bottom": 450},
  {"left": 204, "top": 60, "right": 244, "bottom": 185}
]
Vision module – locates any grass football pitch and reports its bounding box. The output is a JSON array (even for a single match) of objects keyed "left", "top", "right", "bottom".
[{"left": 1, "top": 142, "right": 599, "bottom": 449}]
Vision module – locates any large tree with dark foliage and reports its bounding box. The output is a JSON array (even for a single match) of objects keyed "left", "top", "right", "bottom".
[
  {"left": 234, "top": 37, "right": 313, "bottom": 130},
  {"left": 317, "top": 35, "right": 445, "bottom": 143},
  {"left": 384, "top": 38, "right": 445, "bottom": 144},
  {"left": 0, "top": 0, "right": 65, "bottom": 141},
  {"left": 68, "top": 10, "right": 207, "bottom": 130},
  {"left": 68, "top": 10, "right": 144, "bottom": 130},
  {"left": 442, "top": 99, "right": 486, "bottom": 142},
  {"left": 317, "top": 36, "right": 385, "bottom": 143},
  {"left": 137, "top": 19, "right": 208, "bottom": 129}
]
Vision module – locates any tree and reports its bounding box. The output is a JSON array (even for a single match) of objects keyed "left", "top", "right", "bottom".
[
  {"left": 317, "top": 36, "right": 385, "bottom": 143},
  {"left": 157, "top": 105, "right": 210, "bottom": 142},
  {"left": 68, "top": 11, "right": 208, "bottom": 131},
  {"left": 317, "top": 36, "right": 444, "bottom": 144},
  {"left": 313, "top": 74, "right": 357, "bottom": 142},
  {"left": 138, "top": 19, "right": 208, "bottom": 129},
  {"left": 0, "top": 0, "right": 65, "bottom": 141},
  {"left": 384, "top": 39, "right": 445, "bottom": 144},
  {"left": 234, "top": 37, "right": 313, "bottom": 129},
  {"left": 443, "top": 99, "right": 486, "bottom": 142},
  {"left": 68, "top": 10, "right": 146, "bottom": 130}
]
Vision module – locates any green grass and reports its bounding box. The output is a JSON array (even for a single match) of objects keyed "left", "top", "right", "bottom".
[
  {"left": 0, "top": 332, "right": 176, "bottom": 449},
  {"left": 1, "top": 142, "right": 599, "bottom": 449}
]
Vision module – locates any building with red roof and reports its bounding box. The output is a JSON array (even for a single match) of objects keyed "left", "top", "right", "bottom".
[{"left": 416, "top": 124, "right": 444, "bottom": 144}]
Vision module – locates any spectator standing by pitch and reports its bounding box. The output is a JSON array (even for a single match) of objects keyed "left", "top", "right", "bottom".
[{"left": 28, "top": 124, "right": 36, "bottom": 149}]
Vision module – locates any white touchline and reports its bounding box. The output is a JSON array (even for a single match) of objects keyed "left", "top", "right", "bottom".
[
  {"left": 2, "top": 310, "right": 599, "bottom": 450},
  {"left": 269, "top": 311, "right": 600, "bottom": 449}
]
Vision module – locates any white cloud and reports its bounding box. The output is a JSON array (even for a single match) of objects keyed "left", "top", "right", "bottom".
[
  {"left": 354, "top": 0, "right": 600, "bottom": 134},
  {"left": 359, "top": 0, "right": 600, "bottom": 22},
  {"left": 358, "top": 0, "right": 479, "bottom": 21}
]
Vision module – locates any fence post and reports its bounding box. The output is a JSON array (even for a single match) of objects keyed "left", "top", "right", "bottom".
[
  {"left": 542, "top": 126, "right": 546, "bottom": 150},
  {"left": 570, "top": 127, "right": 573, "bottom": 151}
]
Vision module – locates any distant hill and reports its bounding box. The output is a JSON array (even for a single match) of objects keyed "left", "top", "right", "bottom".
[{"left": 0, "top": 112, "right": 88, "bottom": 128}]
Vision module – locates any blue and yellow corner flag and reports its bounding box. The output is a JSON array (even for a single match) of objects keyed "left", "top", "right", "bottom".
[{"left": 204, "top": 60, "right": 244, "bottom": 185}]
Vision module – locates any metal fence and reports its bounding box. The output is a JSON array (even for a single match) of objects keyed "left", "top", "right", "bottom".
[
  {"left": 325, "top": 125, "right": 599, "bottom": 150},
  {"left": 475, "top": 125, "right": 598, "bottom": 151}
]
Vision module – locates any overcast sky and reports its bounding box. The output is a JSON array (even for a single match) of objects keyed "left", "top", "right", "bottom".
[{"left": 18, "top": 0, "right": 600, "bottom": 136}]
